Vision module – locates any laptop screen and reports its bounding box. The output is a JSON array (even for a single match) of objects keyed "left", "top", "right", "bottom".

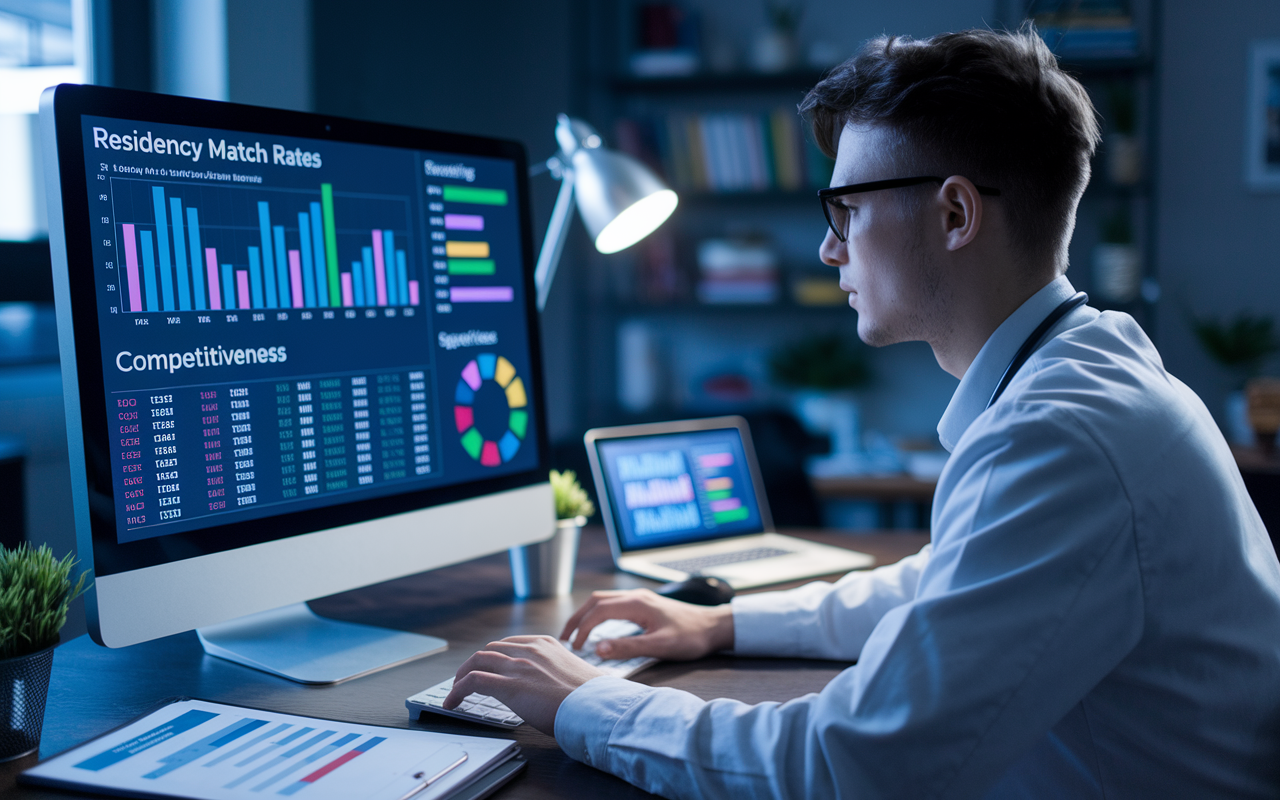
[{"left": 595, "top": 427, "right": 765, "bottom": 551}]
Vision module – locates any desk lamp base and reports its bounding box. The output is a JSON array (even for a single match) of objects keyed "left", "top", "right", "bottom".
[{"left": 196, "top": 602, "right": 446, "bottom": 685}]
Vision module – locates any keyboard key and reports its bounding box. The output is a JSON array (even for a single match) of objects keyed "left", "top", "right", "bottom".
[{"left": 658, "top": 546, "right": 793, "bottom": 574}]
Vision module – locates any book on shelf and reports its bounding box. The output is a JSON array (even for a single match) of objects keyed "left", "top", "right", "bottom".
[
  {"left": 695, "top": 238, "right": 779, "bottom": 305},
  {"left": 615, "top": 109, "right": 833, "bottom": 196}
]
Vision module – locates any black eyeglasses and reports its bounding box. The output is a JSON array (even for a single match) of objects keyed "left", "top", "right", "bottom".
[{"left": 818, "top": 176, "right": 1001, "bottom": 242}]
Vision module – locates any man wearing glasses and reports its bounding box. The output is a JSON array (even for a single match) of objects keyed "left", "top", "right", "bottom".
[{"left": 446, "top": 27, "right": 1280, "bottom": 798}]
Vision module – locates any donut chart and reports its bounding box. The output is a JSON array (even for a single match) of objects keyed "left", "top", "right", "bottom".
[{"left": 453, "top": 353, "right": 528, "bottom": 467}]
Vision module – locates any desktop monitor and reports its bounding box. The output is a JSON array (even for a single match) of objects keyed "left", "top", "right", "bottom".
[{"left": 39, "top": 84, "right": 554, "bottom": 683}]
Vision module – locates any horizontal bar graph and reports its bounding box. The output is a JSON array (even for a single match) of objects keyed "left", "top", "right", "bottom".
[
  {"left": 445, "top": 240, "right": 489, "bottom": 258},
  {"left": 451, "top": 286, "right": 513, "bottom": 303},
  {"left": 115, "top": 183, "right": 418, "bottom": 313},
  {"left": 441, "top": 185, "right": 508, "bottom": 205}
]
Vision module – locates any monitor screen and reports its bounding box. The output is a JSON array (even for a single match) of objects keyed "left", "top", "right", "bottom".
[
  {"left": 595, "top": 427, "right": 764, "bottom": 551},
  {"left": 50, "top": 91, "right": 547, "bottom": 580}
]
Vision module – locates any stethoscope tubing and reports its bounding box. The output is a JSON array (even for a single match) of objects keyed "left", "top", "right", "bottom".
[{"left": 986, "top": 292, "right": 1090, "bottom": 410}]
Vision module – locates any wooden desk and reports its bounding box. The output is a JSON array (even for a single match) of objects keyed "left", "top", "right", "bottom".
[{"left": 3, "top": 527, "right": 927, "bottom": 799}]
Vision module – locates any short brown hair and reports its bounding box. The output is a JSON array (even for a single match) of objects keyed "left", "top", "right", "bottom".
[{"left": 800, "top": 26, "right": 1100, "bottom": 269}]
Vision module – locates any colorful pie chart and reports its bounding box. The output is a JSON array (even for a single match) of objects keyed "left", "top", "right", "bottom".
[{"left": 453, "top": 353, "right": 528, "bottom": 467}]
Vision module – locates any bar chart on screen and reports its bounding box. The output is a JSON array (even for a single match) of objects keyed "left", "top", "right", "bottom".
[
  {"left": 425, "top": 182, "right": 517, "bottom": 312},
  {"left": 106, "top": 179, "right": 422, "bottom": 318}
]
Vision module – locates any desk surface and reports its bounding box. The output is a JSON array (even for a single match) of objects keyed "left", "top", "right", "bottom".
[{"left": 5, "top": 527, "right": 928, "bottom": 799}]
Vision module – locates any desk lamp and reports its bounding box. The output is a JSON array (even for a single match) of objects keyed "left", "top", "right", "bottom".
[{"left": 532, "top": 114, "right": 678, "bottom": 310}]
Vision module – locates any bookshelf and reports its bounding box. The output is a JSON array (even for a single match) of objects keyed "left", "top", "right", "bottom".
[{"left": 577, "top": 1, "right": 1162, "bottom": 429}]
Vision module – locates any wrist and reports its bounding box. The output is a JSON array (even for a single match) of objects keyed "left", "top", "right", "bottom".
[{"left": 707, "top": 603, "right": 735, "bottom": 652}]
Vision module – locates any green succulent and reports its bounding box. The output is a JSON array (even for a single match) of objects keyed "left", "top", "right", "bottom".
[
  {"left": 551, "top": 469, "right": 595, "bottom": 521},
  {"left": 769, "top": 333, "right": 872, "bottom": 391},
  {"left": 1192, "top": 312, "right": 1278, "bottom": 381},
  {"left": 0, "top": 544, "right": 90, "bottom": 660}
]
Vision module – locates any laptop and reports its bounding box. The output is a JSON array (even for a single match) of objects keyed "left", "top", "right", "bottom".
[{"left": 584, "top": 416, "right": 874, "bottom": 589}]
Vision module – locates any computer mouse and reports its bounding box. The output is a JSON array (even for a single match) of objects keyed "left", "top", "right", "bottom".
[{"left": 654, "top": 575, "right": 736, "bottom": 606}]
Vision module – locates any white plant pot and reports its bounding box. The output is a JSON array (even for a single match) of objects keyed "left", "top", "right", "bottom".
[
  {"left": 1107, "top": 133, "right": 1143, "bottom": 186},
  {"left": 751, "top": 30, "right": 797, "bottom": 73},
  {"left": 1092, "top": 244, "right": 1141, "bottom": 304},
  {"left": 792, "top": 390, "right": 862, "bottom": 456}
]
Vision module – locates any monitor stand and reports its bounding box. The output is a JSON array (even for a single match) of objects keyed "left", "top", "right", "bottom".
[{"left": 196, "top": 602, "right": 447, "bottom": 685}]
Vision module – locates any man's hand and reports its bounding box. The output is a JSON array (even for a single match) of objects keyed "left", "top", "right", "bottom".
[
  {"left": 560, "top": 588, "right": 735, "bottom": 661},
  {"left": 443, "top": 636, "right": 606, "bottom": 736}
]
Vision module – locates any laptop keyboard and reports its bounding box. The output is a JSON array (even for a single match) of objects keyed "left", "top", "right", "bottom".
[{"left": 658, "top": 546, "right": 794, "bottom": 574}]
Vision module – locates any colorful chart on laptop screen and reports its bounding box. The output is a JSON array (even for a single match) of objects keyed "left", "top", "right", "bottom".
[{"left": 453, "top": 353, "right": 528, "bottom": 467}]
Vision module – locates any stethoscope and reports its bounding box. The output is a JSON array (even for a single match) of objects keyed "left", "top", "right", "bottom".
[{"left": 986, "top": 292, "right": 1090, "bottom": 409}]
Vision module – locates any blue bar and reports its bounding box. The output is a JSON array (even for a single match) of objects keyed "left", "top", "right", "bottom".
[
  {"left": 186, "top": 207, "right": 206, "bottom": 310},
  {"left": 221, "top": 264, "right": 235, "bottom": 310},
  {"left": 140, "top": 230, "right": 159, "bottom": 312},
  {"left": 142, "top": 718, "right": 268, "bottom": 779},
  {"left": 273, "top": 224, "right": 290, "bottom": 308},
  {"left": 204, "top": 722, "right": 290, "bottom": 767},
  {"left": 224, "top": 730, "right": 333, "bottom": 790},
  {"left": 151, "top": 187, "right": 175, "bottom": 311},
  {"left": 234, "top": 725, "right": 312, "bottom": 768},
  {"left": 309, "top": 202, "right": 328, "bottom": 306},
  {"left": 383, "top": 230, "right": 398, "bottom": 305},
  {"left": 396, "top": 250, "right": 408, "bottom": 306},
  {"left": 75, "top": 710, "right": 218, "bottom": 771},
  {"left": 298, "top": 212, "right": 317, "bottom": 307},
  {"left": 169, "top": 197, "right": 190, "bottom": 310},
  {"left": 257, "top": 201, "right": 278, "bottom": 308},
  {"left": 351, "top": 260, "right": 365, "bottom": 306},
  {"left": 360, "top": 246, "right": 375, "bottom": 308},
  {"left": 250, "top": 732, "right": 359, "bottom": 792},
  {"left": 248, "top": 247, "right": 265, "bottom": 309}
]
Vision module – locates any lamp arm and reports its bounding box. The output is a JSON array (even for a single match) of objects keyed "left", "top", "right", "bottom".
[{"left": 533, "top": 165, "right": 576, "bottom": 312}]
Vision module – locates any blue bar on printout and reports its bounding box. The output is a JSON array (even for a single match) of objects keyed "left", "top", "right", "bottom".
[
  {"left": 75, "top": 710, "right": 218, "bottom": 771},
  {"left": 142, "top": 718, "right": 268, "bottom": 779}
]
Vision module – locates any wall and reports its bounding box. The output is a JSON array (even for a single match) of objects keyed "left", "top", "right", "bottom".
[
  {"left": 311, "top": 0, "right": 582, "bottom": 440},
  {"left": 1155, "top": 1, "right": 1280, "bottom": 423}
]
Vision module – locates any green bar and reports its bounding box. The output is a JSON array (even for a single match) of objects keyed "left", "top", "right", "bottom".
[
  {"left": 713, "top": 507, "right": 750, "bottom": 525},
  {"left": 320, "top": 183, "right": 341, "bottom": 306},
  {"left": 447, "top": 259, "right": 496, "bottom": 276},
  {"left": 706, "top": 490, "right": 732, "bottom": 501},
  {"left": 442, "top": 186, "right": 508, "bottom": 205}
]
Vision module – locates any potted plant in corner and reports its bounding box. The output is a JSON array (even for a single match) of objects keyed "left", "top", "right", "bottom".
[
  {"left": 1192, "top": 311, "right": 1279, "bottom": 446},
  {"left": 509, "top": 471, "right": 596, "bottom": 599},
  {"left": 769, "top": 333, "right": 872, "bottom": 460},
  {"left": 0, "top": 544, "right": 89, "bottom": 763}
]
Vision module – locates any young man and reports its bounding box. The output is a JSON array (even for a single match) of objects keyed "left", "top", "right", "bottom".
[{"left": 446, "top": 28, "right": 1280, "bottom": 798}]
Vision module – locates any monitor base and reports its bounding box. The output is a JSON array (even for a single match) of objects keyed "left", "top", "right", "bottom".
[{"left": 196, "top": 602, "right": 446, "bottom": 685}]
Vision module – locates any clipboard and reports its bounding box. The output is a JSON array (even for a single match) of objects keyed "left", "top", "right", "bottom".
[{"left": 20, "top": 697, "right": 523, "bottom": 800}]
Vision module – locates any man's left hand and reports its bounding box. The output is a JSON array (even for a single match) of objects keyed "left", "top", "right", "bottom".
[{"left": 443, "top": 635, "right": 607, "bottom": 735}]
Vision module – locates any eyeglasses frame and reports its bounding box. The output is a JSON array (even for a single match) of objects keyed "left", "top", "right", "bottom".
[{"left": 818, "top": 176, "right": 1002, "bottom": 242}]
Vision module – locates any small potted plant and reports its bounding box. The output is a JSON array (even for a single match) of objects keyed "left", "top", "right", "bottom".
[
  {"left": 0, "top": 545, "right": 89, "bottom": 762},
  {"left": 1192, "top": 312, "right": 1279, "bottom": 445},
  {"left": 1093, "top": 206, "right": 1141, "bottom": 304},
  {"left": 769, "top": 334, "right": 871, "bottom": 456},
  {"left": 1105, "top": 82, "right": 1142, "bottom": 186},
  {"left": 509, "top": 471, "right": 596, "bottom": 599}
]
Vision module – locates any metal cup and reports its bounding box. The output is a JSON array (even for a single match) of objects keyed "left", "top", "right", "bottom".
[{"left": 509, "top": 517, "right": 584, "bottom": 599}]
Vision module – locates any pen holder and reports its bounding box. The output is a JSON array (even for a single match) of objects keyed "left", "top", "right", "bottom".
[
  {"left": 509, "top": 517, "right": 584, "bottom": 599},
  {"left": 0, "top": 642, "right": 56, "bottom": 762}
]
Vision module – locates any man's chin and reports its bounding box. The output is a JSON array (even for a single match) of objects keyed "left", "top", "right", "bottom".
[{"left": 856, "top": 318, "right": 898, "bottom": 348}]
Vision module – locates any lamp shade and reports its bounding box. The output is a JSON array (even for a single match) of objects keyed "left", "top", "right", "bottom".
[{"left": 570, "top": 147, "right": 678, "bottom": 255}]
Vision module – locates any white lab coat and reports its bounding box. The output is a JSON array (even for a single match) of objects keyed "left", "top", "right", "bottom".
[{"left": 555, "top": 277, "right": 1280, "bottom": 799}]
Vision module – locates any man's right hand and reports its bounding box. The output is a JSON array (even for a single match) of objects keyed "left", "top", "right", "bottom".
[{"left": 559, "top": 589, "right": 735, "bottom": 661}]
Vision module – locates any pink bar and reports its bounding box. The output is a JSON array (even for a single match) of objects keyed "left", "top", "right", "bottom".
[
  {"left": 236, "top": 270, "right": 250, "bottom": 310},
  {"left": 444, "top": 213, "right": 484, "bottom": 231},
  {"left": 204, "top": 248, "right": 222, "bottom": 310},
  {"left": 122, "top": 224, "right": 143, "bottom": 312},
  {"left": 341, "top": 272, "right": 354, "bottom": 307},
  {"left": 371, "top": 230, "right": 388, "bottom": 306},
  {"left": 408, "top": 280, "right": 420, "bottom": 305},
  {"left": 288, "top": 250, "right": 304, "bottom": 309},
  {"left": 450, "top": 286, "right": 513, "bottom": 303}
]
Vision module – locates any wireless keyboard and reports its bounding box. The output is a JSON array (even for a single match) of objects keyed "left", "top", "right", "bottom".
[{"left": 406, "top": 618, "right": 658, "bottom": 729}]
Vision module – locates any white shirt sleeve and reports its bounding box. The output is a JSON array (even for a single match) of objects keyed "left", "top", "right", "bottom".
[
  {"left": 554, "top": 404, "right": 1145, "bottom": 800},
  {"left": 731, "top": 544, "right": 932, "bottom": 660}
]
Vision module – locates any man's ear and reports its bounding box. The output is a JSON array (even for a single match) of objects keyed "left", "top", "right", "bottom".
[{"left": 937, "top": 176, "right": 983, "bottom": 251}]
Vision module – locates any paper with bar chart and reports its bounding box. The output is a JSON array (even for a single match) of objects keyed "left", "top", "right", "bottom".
[
  {"left": 79, "top": 114, "right": 540, "bottom": 545},
  {"left": 22, "top": 699, "right": 519, "bottom": 800}
]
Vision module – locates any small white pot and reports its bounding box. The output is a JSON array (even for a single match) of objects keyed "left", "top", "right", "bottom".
[{"left": 1092, "top": 244, "right": 1141, "bottom": 304}]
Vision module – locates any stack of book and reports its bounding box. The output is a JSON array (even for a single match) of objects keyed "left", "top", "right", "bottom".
[
  {"left": 614, "top": 109, "right": 834, "bottom": 194},
  {"left": 1031, "top": 0, "right": 1139, "bottom": 60},
  {"left": 695, "top": 238, "right": 779, "bottom": 304}
]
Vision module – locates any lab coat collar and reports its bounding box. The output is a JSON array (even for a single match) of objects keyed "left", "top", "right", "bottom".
[{"left": 936, "top": 275, "right": 1077, "bottom": 452}]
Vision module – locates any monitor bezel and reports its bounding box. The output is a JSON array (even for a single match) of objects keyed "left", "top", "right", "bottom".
[
  {"left": 583, "top": 416, "right": 775, "bottom": 561},
  {"left": 43, "top": 83, "right": 551, "bottom": 579}
]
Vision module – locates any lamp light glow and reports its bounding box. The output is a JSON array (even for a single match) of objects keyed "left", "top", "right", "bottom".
[{"left": 594, "top": 189, "right": 679, "bottom": 254}]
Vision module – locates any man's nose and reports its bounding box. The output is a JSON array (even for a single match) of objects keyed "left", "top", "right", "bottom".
[{"left": 819, "top": 228, "right": 846, "bottom": 267}]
